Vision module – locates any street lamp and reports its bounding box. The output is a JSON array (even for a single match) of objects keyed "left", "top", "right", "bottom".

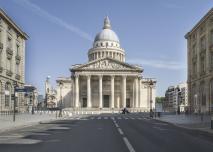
[
  {"left": 194, "top": 94, "right": 198, "bottom": 113},
  {"left": 149, "top": 79, "right": 154, "bottom": 117},
  {"left": 13, "top": 81, "right": 18, "bottom": 122},
  {"left": 59, "top": 82, "right": 63, "bottom": 117}
]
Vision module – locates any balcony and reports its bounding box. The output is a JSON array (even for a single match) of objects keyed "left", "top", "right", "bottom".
[
  {"left": 6, "top": 70, "right": 13, "bottom": 77},
  {"left": 6, "top": 47, "right": 13, "bottom": 59},
  {"left": 15, "top": 55, "right": 21, "bottom": 64},
  {"left": 15, "top": 74, "right": 21, "bottom": 80}
]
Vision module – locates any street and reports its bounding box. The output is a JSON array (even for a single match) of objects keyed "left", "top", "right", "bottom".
[{"left": 0, "top": 114, "right": 213, "bottom": 152}]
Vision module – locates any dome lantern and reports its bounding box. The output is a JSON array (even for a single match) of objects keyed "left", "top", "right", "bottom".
[{"left": 103, "top": 16, "right": 111, "bottom": 29}]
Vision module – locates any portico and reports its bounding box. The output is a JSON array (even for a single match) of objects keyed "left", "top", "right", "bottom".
[{"left": 72, "top": 72, "right": 141, "bottom": 109}]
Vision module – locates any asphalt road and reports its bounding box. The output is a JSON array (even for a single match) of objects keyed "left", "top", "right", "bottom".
[{"left": 1, "top": 113, "right": 213, "bottom": 152}]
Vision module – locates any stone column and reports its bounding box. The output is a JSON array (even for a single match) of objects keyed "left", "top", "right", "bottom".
[
  {"left": 99, "top": 75, "right": 103, "bottom": 108},
  {"left": 122, "top": 75, "right": 127, "bottom": 108},
  {"left": 111, "top": 75, "right": 115, "bottom": 108},
  {"left": 75, "top": 74, "right": 79, "bottom": 108},
  {"left": 87, "top": 75, "right": 91, "bottom": 108},
  {"left": 135, "top": 77, "right": 139, "bottom": 108}
]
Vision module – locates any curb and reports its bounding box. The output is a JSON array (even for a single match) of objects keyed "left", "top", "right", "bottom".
[
  {"left": 0, "top": 117, "right": 66, "bottom": 134},
  {"left": 153, "top": 118, "right": 213, "bottom": 134}
]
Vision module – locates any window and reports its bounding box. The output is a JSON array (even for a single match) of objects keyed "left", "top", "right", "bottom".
[
  {"left": 6, "top": 58, "right": 11, "bottom": 71},
  {"left": 193, "top": 62, "right": 197, "bottom": 76},
  {"left": 5, "top": 83, "right": 10, "bottom": 107},
  {"left": 16, "top": 45, "right": 19, "bottom": 55},
  {"left": 16, "top": 64, "right": 19, "bottom": 75},
  {"left": 210, "top": 52, "right": 213, "bottom": 70},
  {"left": 7, "top": 37, "right": 12, "bottom": 48},
  {"left": 200, "top": 56, "right": 206, "bottom": 74},
  {"left": 0, "top": 30, "right": 1, "bottom": 42},
  {"left": 210, "top": 30, "right": 213, "bottom": 45},
  {"left": 192, "top": 44, "right": 196, "bottom": 56},
  {"left": 200, "top": 37, "right": 206, "bottom": 51}
]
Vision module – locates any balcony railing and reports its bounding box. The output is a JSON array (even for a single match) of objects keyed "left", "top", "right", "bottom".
[{"left": 6, "top": 70, "right": 13, "bottom": 77}]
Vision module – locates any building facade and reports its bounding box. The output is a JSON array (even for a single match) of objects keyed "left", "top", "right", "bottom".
[
  {"left": 56, "top": 17, "right": 156, "bottom": 112},
  {"left": 0, "top": 9, "right": 28, "bottom": 113},
  {"left": 164, "top": 83, "right": 188, "bottom": 112},
  {"left": 185, "top": 8, "right": 213, "bottom": 113},
  {"left": 45, "top": 76, "right": 57, "bottom": 108}
]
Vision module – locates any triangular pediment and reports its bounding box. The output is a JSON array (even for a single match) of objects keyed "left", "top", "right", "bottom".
[{"left": 71, "top": 58, "right": 142, "bottom": 72}]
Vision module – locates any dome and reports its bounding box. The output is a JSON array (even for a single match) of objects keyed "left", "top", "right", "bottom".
[{"left": 94, "top": 17, "right": 120, "bottom": 43}]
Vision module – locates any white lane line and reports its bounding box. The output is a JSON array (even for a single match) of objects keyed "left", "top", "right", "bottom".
[
  {"left": 97, "top": 117, "right": 101, "bottom": 120},
  {"left": 123, "top": 137, "right": 136, "bottom": 152},
  {"left": 130, "top": 117, "right": 135, "bottom": 120},
  {"left": 115, "top": 123, "right": 119, "bottom": 128},
  {"left": 117, "top": 128, "right": 124, "bottom": 135},
  {"left": 125, "top": 117, "right": 129, "bottom": 119},
  {"left": 90, "top": 117, "right": 94, "bottom": 119},
  {"left": 104, "top": 117, "right": 108, "bottom": 119},
  {"left": 117, "top": 117, "right": 121, "bottom": 119},
  {"left": 111, "top": 117, "right": 115, "bottom": 120}
]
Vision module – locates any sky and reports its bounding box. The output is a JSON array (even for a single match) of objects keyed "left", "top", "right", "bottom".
[{"left": 0, "top": 0, "right": 213, "bottom": 96}]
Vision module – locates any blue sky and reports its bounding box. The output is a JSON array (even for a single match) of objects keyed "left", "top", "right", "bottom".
[{"left": 0, "top": 0, "right": 212, "bottom": 96}]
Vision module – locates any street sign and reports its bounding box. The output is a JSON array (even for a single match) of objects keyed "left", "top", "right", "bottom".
[
  {"left": 15, "top": 86, "right": 35, "bottom": 92},
  {"left": 15, "top": 87, "right": 26, "bottom": 92}
]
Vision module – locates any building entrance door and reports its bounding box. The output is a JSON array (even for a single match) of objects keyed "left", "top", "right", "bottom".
[
  {"left": 103, "top": 95, "right": 110, "bottom": 108},
  {"left": 126, "top": 98, "right": 130, "bottom": 108},
  {"left": 83, "top": 98, "right": 87, "bottom": 107}
]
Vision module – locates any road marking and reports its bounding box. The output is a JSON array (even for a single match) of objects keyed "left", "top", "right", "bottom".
[
  {"left": 111, "top": 117, "right": 115, "bottom": 120},
  {"left": 97, "top": 117, "right": 101, "bottom": 120},
  {"left": 123, "top": 137, "right": 136, "bottom": 152},
  {"left": 153, "top": 126, "right": 168, "bottom": 131},
  {"left": 117, "top": 128, "right": 124, "bottom": 135},
  {"left": 125, "top": 117, "right": 129, "bottom": 119},
  {"left": 130, "top": 117, "right": 135, "bottom": 120},
  {"left": 137, "top": 118, "right": 142, "bottom": 120},
  {"left": 117, "top": 117, "right": 121, "bottom": 119},
  {"left": 90, "top": 117, "right": 94, "bottom": 119},
  {"left": 104, "top": 117, "right": 108, "bottom": 119},
  {"left": 115, "top": 123, "right": 119, "bottom": 128}
]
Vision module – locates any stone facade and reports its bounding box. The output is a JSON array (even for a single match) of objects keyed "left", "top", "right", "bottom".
[
  {"left": 0, "top": 9, "right": 28, "bottom": 112},
  {"left": 185, "top": 8, "right": 213, "bottom": 113},
  {"left": 164, "top": 83, "right": 188, "bottom": 112},
  {"left": 55, "top": 17, "right": 156, "bottom": 112}
]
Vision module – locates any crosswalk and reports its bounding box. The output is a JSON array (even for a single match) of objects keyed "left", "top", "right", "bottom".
[{"left": 67, "top": 116, "right": 151, "bottom": 121}]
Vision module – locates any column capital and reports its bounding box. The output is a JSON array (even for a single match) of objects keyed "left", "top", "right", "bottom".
[
  {"left": 98, "top": 74, "right": 103, "bottom": 78},
  {"left": 122, "top": 75, "right": 127, "bottom": 79},
  {"left": 74, "top": 74, "right": 79, "bottom": 78},
  {"left": 87, "top": 74, "right": 91, "bottom": 79}
]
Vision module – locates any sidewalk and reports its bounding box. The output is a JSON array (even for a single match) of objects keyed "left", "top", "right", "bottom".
[
  {"left": 155, "top": 114, "right": 213, "bottom": 133},
  {"left": 0, "top": 112, "right": 64, "bottom": 133}
]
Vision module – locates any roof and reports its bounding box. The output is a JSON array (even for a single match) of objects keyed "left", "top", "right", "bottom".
[
  {"left": 0, "top": 8, "right": 29, "bottom": 40},
  {"left": 185, "top": 8, "right": 213, "bottom": 38},
  {"left": 70, "top": 57, "right": 143, "bottom": 72}
]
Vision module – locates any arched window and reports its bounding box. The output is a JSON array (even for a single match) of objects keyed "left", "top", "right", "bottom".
[{"left": 5, "top": 82, "right": 11, "bottom": 107}]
